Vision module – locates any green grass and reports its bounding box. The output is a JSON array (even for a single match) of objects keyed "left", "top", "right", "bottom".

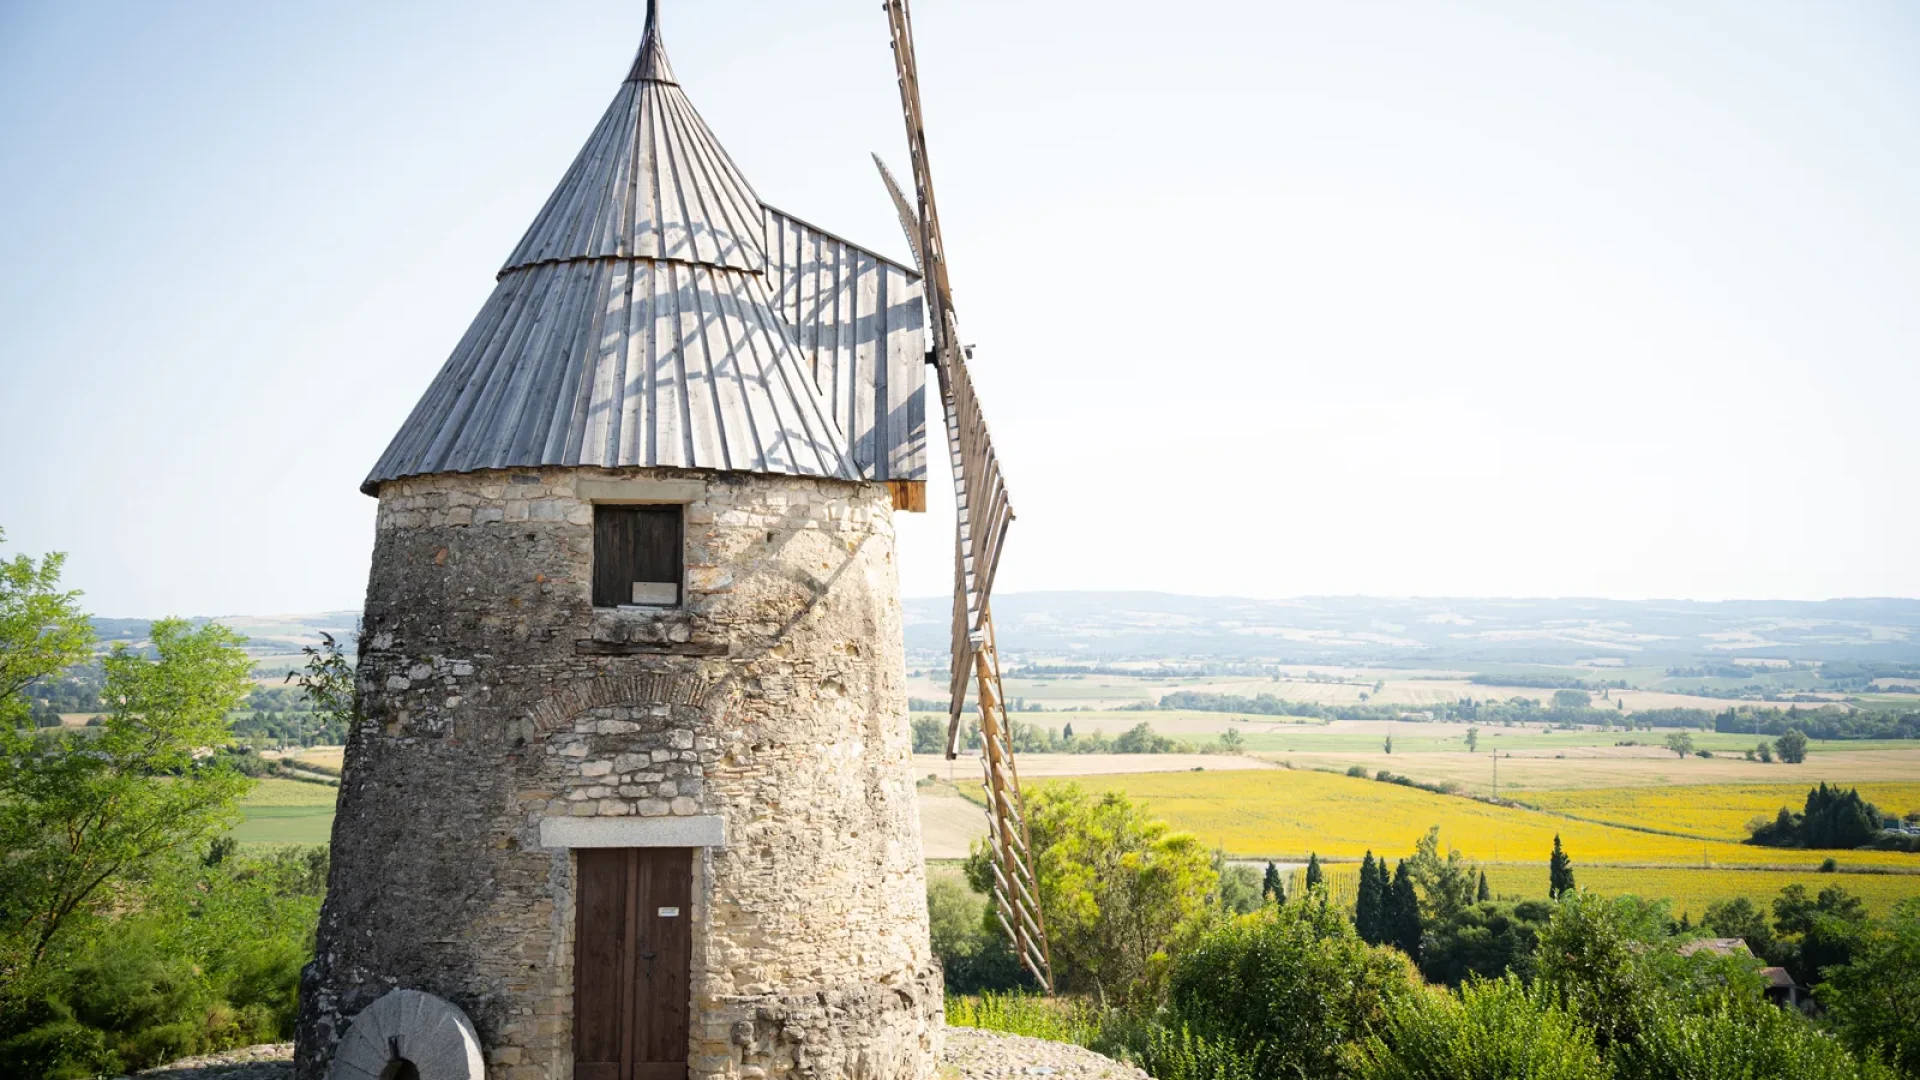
[{"left": 231, "top": 777, "right": 338, "bottom": 846}]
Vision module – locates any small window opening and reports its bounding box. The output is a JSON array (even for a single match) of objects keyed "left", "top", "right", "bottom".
[{"left": 593, "top": 505, "right": 683, "bottom": 608}]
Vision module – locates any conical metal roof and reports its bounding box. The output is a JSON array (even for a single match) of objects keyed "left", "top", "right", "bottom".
[{"left": 364, "top": 3, "right": 873, "bottom": 493}]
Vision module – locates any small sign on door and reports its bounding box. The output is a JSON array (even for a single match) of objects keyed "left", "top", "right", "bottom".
[{"left": 657, "top": 906, "right": 681, "bottom": 918}]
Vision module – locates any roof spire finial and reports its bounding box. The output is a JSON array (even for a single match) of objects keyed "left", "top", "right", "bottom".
[{"left": 627, "top": 0, "right": 677, "bottom": 85}]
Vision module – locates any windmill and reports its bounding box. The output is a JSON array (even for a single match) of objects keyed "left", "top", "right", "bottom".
[{"left": 878, "top": 0, "right": 1053, "bottom": 993}]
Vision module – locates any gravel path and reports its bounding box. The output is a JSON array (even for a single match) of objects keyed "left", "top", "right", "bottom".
[
  {"left": 941, "top": 1027, "right": 1149, "bottom": 1080},
  {"left": 133, "top": 1029, "right": 1145, "bottom": 1080}
]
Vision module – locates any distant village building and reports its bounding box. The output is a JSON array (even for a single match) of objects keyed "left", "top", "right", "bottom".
[{"left": 293, "top": 6, "right": 941, "bottom": 1080}]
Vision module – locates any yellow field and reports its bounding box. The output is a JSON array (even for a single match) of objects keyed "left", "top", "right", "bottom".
[
  {"left": 1523, "top": 783, "right": 1920, "bottom": 840},
  {"left": 293, "top": 746, "right": 345, "bottom": 771},
  {"left": 1047, "top": 769, "right": 1920, "bottom": 870},
  {"left": 1284, "top": 861, "right": 1920, "bottom": 919}
]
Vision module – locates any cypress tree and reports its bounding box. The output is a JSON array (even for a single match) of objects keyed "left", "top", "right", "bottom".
[
  {"left": 1549, "top": 834, "right": 1576, "bottom": 899},
  {"left": 1262, "top": 861, "right": 1283, "bottom": 905},
  {"left": 1476, "top": 868, "right": 1491, "bottom": 902},
  {"left": 1388, "top": 859, "right": 1422, "bottom": 959},
  {"left": 1355, "top": 852, "right": 1381, "bottom": 942},
  {"left": 1305, "top": 852, "right": 1324, "bottom": 893}
]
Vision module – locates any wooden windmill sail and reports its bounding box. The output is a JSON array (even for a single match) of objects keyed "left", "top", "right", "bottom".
[{"left": 879, "top": 0, "right": 1053, "bottom": 993}]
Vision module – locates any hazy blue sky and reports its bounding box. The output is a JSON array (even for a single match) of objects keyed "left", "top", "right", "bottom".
[{"left": 2, "top": 0, "right": 1916, "bottom": 617}]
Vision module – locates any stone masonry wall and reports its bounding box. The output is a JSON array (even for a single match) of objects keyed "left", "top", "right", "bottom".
[{"left": 293, "top": 467, "right": 941, "bottom": 1080}]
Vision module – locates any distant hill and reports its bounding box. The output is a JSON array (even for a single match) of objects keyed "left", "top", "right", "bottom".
[
  {"left": 99, "top": 596, "right": 1920, "bottom": 668},
  {"left": 902, "top": 592, "right": 1920, "bottom": 665}
]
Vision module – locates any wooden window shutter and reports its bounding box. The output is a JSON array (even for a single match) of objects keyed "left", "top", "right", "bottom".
[{"left": 593, "top": 506, "right": 683, "bottom": 608}]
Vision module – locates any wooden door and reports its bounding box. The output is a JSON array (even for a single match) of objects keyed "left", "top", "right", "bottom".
[{"left": 575, "top": 848, "right": 692, "bottom": 1080}]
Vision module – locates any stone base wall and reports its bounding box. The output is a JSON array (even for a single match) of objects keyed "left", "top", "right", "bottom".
[{"left": 294, "top": 467, "right": 938, "bottom": 1080}]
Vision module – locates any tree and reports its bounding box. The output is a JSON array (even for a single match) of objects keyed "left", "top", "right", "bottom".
[
  {"left": 1305, "top": 853, "right": 1324, "bottom": 892},
  {"left": 1700, "top": 896, "right": 1774, "bottom": 958},
  {"left": 1775, "top": 728, "right": 1810, "bottom": 764},
  {"left": 1548, "top": 835, "right": 1576, "bottom": 899},
  {"left": 1061, "top": 722, "right": 1073, "bottom": 742},
  {"left": 1213, "top": 850, "right": 1263, "bottom": 916},
  {"left": 1216, "top": 727, "right": 1244, "bottom": 752},
  {"left": 990, "top": 782, "right": 1217, "bottom": 1002},
  {"left": 1553, "top": 689, "right": 1592, "bottom": 710},
  {"left": 0, "top": 530, "right": 94, "bottom": 732},
  {"left": 1756, "top": 740, "right": 1773, "bottom": 763},
  {"left": 1464, "top": 726, "right": 1479, "bottom": 753},
  {"left": 1387, "top": 860, "right": 1422, "bottom": 960},
  {"left": 1663, "top": 731, "right": 1694, "bottom": 758},
  {"left": 0, "top": 618, "right": 255, "bottom": 981},
  {"left": 1477, "top": 870, "right": 1491, "bottom": 903},
  {"left": 1262, "top": 861, "right": 1284, "bottom": 905},
  {"left": 1771, "top": 883, "right": 1869, "bottom": 984},
  {"left": 1820, "top": 898, "right": 1920, "bottom": 1078},
  {"left": 1383, "top": 734, "right": 1394, "bottom": 754},
  {"left": 1355, "top": 852, "right": 1383, "bottom": 943},
  {"left": 1407, "top": 827, "right": 1479, "bottom": 922}
]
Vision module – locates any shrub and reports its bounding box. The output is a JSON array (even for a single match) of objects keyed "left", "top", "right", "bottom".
[
  {"left": 1631, "top": 990, "right": 1894, "bottom": 1080},
  {"left": 1164, "top": 898, "right": 1419, "bottom": 1080},
  {"left": 1139, "top": 1024, "right": 1264, "bottom": 1080},
  {"left": 1344, "top": 976, "right": 1607, "bottom": 1080},
  {"left": 945, "top": 992, "right": 1100, "bottom": 1046}
]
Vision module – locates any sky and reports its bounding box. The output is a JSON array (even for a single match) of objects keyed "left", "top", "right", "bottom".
[{"left": 1, "top": 0, "right": 1916, "bottom": 618}]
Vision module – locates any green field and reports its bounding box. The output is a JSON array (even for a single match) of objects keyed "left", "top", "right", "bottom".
[{"left": 230, "top": 778, "right": 338, "bottom": 846}]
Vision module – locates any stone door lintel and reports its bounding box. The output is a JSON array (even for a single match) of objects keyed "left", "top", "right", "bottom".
[{"left": 539, "top": 815, "right": 726, "bottom": 849}]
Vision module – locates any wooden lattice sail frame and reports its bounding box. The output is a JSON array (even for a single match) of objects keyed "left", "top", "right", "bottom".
[{"left": 880, "top": 0, "right": 1054, "bottom": 993}]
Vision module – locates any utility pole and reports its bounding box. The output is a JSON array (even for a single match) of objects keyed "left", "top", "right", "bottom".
[{"left": 1492, "top": 752, "right": 1499, "bottom": 802}]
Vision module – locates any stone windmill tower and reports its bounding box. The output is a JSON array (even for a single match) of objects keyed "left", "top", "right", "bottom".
[{"left": 294, "top": 5, "right": 942, "bottom": 1079}]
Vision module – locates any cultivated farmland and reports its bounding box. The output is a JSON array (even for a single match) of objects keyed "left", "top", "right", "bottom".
[{"left": 1036, "top": 767, "right": 1920, "bottom": 872}]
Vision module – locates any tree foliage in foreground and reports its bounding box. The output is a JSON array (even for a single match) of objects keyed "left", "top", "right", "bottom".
[
  {"left": 1, "top": 618, "right": 256, "bottom": 978},
  {"left": 967, "top": 783, "right": 1217, "bottom": 1004}
]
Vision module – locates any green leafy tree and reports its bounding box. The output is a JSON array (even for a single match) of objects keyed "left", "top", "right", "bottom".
[
  {"left": 1213, "top": 850, "right": 1263, "bottom": 916},
  {"left": 1464, "top": 726, "right": 1479, "bottom": 753},
  {"left": 1261, "top": 861, "right": 1284, "bottom": 905},
  {"left": 975, "top": 783, "right": 1216, "bottom": 1003},
  {"left": 1663, "top": 731, "right": 1695, "bottom": 758},
  {"left": 0, "top": 529, "right": 94, "bottom": 732},
  {"left": 1700, "top": 896, "right": 1774, "bottom": 958},
  {"left": 1166, "top": 898, "right": 1419, "bottom": 1080},
  {"left": 1216, "top": 727, "right": 1244, "bottom": 752},
  {"left": 1776, "top": 727, "right": 1810, "bottom": 764},
  {"left": 925, "top": 877, "right": 1022, "bottom": 993},
  {"left": 1406, "top": 827, "right": 1478, "bottom": 922},
  {"left": 1420, "top": 899, "right": 1555, "bottom": 986},
  {"left": 0, "top": 618, "right": 255, "bottom": 979},
  {"left": 1552, "top": 689, "right": 1593, "bottom": 710},
  {"left": 1344, "top": 975, "right": 1608, "bottom": 1080},
  {"left": 1771, "top": 883, "right": 1869, "bottom": 984},
  {"left": 1383, "top": 734, "right": 1393, "bottom": 755},
  {"left": 1476, "top": 870, "right": 1491, "bottom": 903},
  {"left": 1549, "top": 835, "right": 1576, "bottom": 899},
  {"left": 1305, "top": 853, "right": 1324, "bottom": 893},
  {"left": 1820, "top": 897, "right": 1920, "bottom": 1078},
  {"left": 1756, "top": 740, "right": 1773, "bottom": 763}
]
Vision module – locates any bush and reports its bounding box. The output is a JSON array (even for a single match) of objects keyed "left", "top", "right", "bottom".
[
  {"left": 1164, "top": 899, "right": 1419, "bottom": 1080},
  {"left": 1344, "top": 976, "right": 1607, "bottom": 1080},
  {"left": 945, "top": 992, "right": 1100, "bottom": 1046},
  {"left": 1140, "top": 1024, "right": 1264, "bottom": 1080},
  {"left": 1631, "top": 990, "right": 1894, "bottom": 1080}
]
